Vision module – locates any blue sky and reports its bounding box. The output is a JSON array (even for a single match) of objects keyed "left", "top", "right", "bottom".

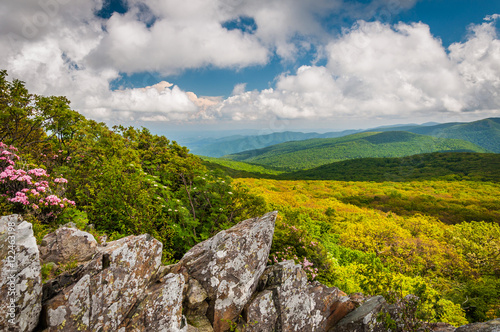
[
  {"left": 1, "top": 0, "right": 499, "bottom": 138},
  {"left": 104, "top": 0, "right": 500, "bottom": 97}
]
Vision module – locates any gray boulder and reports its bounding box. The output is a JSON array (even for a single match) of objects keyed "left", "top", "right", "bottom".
[
  {"left": 122, "top": 273, "right": 187, "bottom": 331},
  {"left": 329, "top": 295, "right": 387, "bottom": 332},
  {"left": 455, "top": 318, "right": 500, "bottom": 332},
  {"left": 39, "top": 226, "right": 97, "bottom": 264},
  {"left": 179, "top": 211, "right": 277, "bottom": 332},
  {"left": 0, "top": 215, "right": 42, "bottom": 332},
  {"left": 244, "top": 260, "right": 356, "bottom": 332},
  {"left": 40, "top": 233, "right": 164, "bottom": 331},
  {"left": 184, "top": 278, "right": 213, "bottom": 332}
]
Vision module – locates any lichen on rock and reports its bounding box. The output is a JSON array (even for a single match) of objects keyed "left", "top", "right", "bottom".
[
  {"left": 39, "top": 226, "right": 98, "bottom": 265},
  {"left": 0, "top": 215, "right": 42, "bottom": 332},
  {"left": 1, "top": 212, "right": 497, "bottom": 332},
  {"left": 245, "top": 260, "right": 355, "bottom": 332},
  {"left": 179, "top": 211, "right": 278, "bottom": 332},
  {"left": 40, "top": 233, "right": 165, "bottom": 331}
]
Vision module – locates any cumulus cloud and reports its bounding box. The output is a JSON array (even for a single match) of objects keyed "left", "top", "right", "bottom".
[
  {"left": 449, "top": 18, "right": 500, "bottom": 111},
  {"left": 87, "top": 2, "right": 270, "bottom": 74},
  {"left": 1, "top": 0, "right": 349, "bottom": 122},
  {"left": 214, "top": 17, "right": 500, "bottom": 124},
  {"left": 231, "top": 83, "right": 247, "bottom": 95},
  {"left": 0, "top": 0, "right": 499, "bottom": 128},
  {"left": 0, "top": 0, "right": 219, "bottom": 122}
]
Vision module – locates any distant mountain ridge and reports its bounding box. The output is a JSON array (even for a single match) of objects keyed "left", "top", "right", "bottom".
[
  {"left": 281, "top": 152, "right": 500, "bottom": 182},
  {"left": 364, "top": 118, "right": 500, "bottom": 153},
  {"left": 186, "top": 117, "right": 500, "bottom": 157},
  {"left": 187, "top": 130, "right": 360, "bottom": 157},
  {"left": 221, "top": 131, "right": 490, "bottom": 170}
]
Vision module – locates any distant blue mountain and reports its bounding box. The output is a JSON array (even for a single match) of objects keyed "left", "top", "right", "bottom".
[{"left": 186, "top": 117, "right": 500, "bottom": 157}]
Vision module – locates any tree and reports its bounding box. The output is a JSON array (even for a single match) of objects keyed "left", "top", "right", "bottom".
[{"left": 0, "top": 70, "right": 83, "bottom": 159}]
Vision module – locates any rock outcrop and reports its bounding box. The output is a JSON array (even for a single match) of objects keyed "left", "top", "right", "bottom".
[
  {"left": 245, "top": 260, "right": 355, "bottom": 332},
  {"left": 178, "top": 211, "right": 277, "bottom": 331},
  {"left": 0, "top": 212, "right": 498, "bottom": 332},
  {"left": 39, "top": 233, "right": 164, "bottom": 331},
  {"left": 330, "top": 295, "right": 387, "bottom": 332},
  {"left": 0, "top": 215, "right": 42, "bottom": 332},
  {"left": 39, "top": 226, "right": 97, "bottom": 264},
  {"left": 454, "top": 318, "right": 500, "bottom": 332}
]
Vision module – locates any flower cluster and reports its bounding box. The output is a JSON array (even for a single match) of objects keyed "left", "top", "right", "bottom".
[
  {"left": 269, "top": 246, "right": 319, "bottom": 280},
  {"left": 0, "top": 143, "right": 19, "bottom": 166},
  {"left": 0, "top": 142, "right": 75, "bottom": 222}
]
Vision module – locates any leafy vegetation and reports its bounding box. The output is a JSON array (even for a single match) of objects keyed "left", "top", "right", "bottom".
[
  {"left": 282, "top": 152, "right": 500, "bottom": 182},
  {"left": 201, "top": 156, "right": 284, "bottom": 177},
  {"left": 237, "top": 178, "right": 500, "bottom": 325},
  {"left": 222, "top": 131, "right": 490, "bottom": 170},
  {"left": 205, "top": 151, "right": 500, "bottom": 183}
]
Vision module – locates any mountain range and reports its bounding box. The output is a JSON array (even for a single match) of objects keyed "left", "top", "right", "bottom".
[
  {"left": 220, "top": 131, "right": 489, "bottom": 170},
  {"left": 405, "top": 118, "right": 500, "bottom": 153},
  {"left": 187, "top": 117, "right": 500, "bottom": 158},
  {"left": 186, "top": 118, "right": 500, "bottom": 157}
]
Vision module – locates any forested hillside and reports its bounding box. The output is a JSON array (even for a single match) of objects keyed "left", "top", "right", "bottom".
[
  {"left": 201, "top": 156, "right": 284, "bottom": 177},
  {"left": 222, "top": 131, "right": 490, "bottom": 170},
  {"left": 369, "top": 118, "right": 500, "bottom": 153},
  {"left": 186, "top": 118, "right": 499, "bottom": 158},
  {"left": 188, "top": 129, "right": 361, "bottom": 157},
  {"left": 413, "top": 118, "right": 500, "bottom": 153},
  {"left": 237, "top": 178, "right": 500, "bottom": 325},
  {"left": 282, "top": 152, "right": 500, "bottom": 182}
]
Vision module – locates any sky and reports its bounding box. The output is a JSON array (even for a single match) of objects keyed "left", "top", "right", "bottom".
[{"left": 1, "top": 0, "right": 499, "bottom": 139}]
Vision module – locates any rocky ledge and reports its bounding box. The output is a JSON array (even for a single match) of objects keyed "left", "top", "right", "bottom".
[{"left": 0, "top": 213, "right": 498, "bottom": 331}]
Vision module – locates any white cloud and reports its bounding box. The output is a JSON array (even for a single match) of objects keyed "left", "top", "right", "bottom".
[
  {"left": 0, "top": 0, "right": 219, "bottom": 122},
  {"left": 0, "top": 0, "right": 499, "bottom": 128},
  {"left": 325, "top": 21, "right": 465, "bottom": 115},
  {"left": 214, "top": 17, "right": 500, "bottom": 124},
  {"left": 449, "top": 18, "right": 500, "bottom": 111},
  {"left": 87, "top": 3, "right": 270, "bottom": 74},
  {"left": 2, "top": 0, "right": 338, "bottom": 122},
  {"left": 231, "top": 83, "right": 247, "bottom": 95}
]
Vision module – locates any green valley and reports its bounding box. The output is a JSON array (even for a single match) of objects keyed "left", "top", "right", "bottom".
[
  {"left": 282, "top": 152, "right": 500, "bottom": 182},
  {"left": 221, "top": 131, "right": 490, "bottom": 170},
  {"left": 237, "top": 178, "right": 500, "bottom": 325}
]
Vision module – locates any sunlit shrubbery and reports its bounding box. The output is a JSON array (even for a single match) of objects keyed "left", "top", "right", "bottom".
[{"left": 238, "top": 178, "right": 500, "bottom": 326}]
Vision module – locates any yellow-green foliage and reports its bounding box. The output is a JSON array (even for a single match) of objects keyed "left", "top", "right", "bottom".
[{"left": 237, "top": 178, "right": 500, "bottom": 325}]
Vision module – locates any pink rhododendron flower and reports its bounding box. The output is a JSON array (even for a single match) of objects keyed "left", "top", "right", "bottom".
[
  {"left": 1, "top": 141, "right": 76, "bottom": 222},
  {"left": 302, "top": 257, "right": 314, "bottom": 268},
  {"left": 28, "top": 168, "right": 49, "bottom": 177}
]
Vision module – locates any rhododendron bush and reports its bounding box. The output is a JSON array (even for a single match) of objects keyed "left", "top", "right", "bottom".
[{"left": 0, "top": 142, "right": 74, "bottom": 222}]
